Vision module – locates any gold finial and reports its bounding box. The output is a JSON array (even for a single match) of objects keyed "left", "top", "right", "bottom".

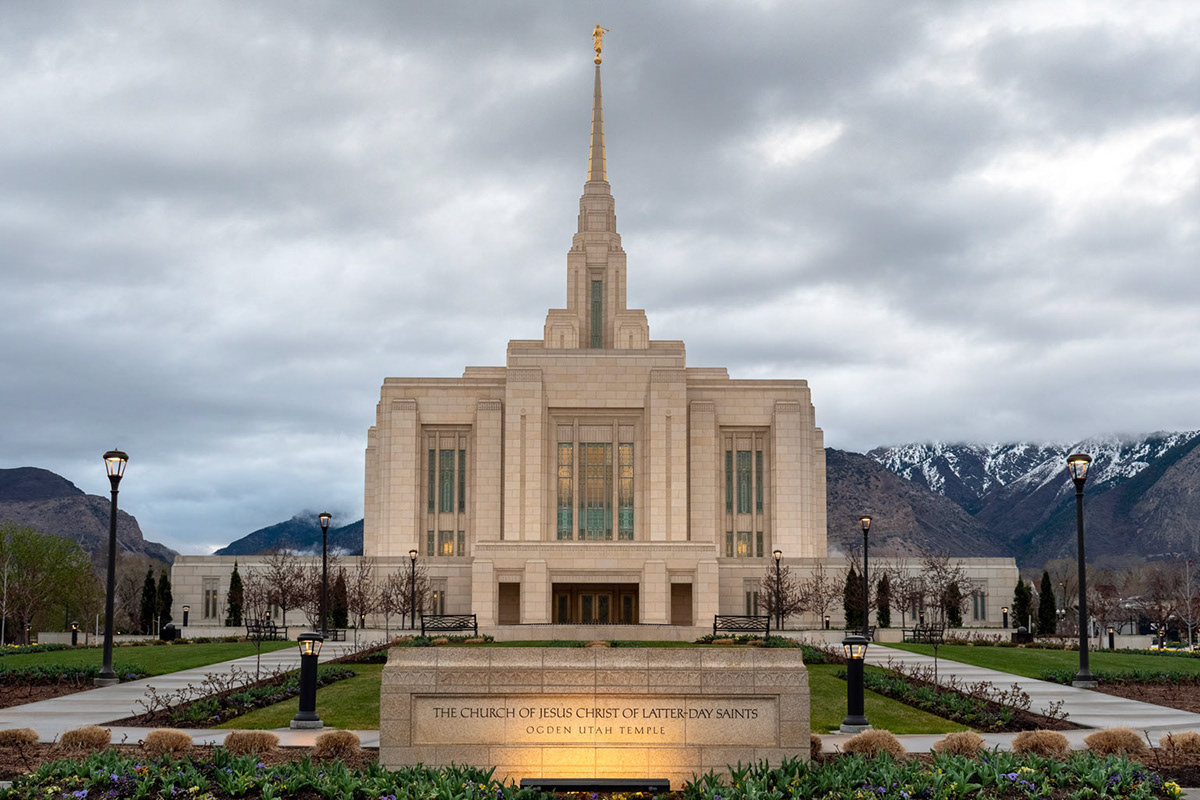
[{"left": 592, "top": 24, "right": 609, "bottom": 64}]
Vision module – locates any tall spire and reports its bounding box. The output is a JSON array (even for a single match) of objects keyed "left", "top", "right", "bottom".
[{"left": 587, "top": 63, "right": 606, "bottom": 183}]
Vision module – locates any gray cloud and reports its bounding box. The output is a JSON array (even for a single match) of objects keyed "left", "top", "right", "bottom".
[{"left": 3, "top": 1, "right": 1199, "bottom": 553}]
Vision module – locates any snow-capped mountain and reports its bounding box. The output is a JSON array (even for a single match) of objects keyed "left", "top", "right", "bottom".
[{"left": 867, "top": 432, "right": 1200, "bottom": 566}]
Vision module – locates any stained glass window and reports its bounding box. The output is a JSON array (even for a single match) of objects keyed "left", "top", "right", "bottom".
[
  {"left": 427, "top": 450, "right": 435, "bottom": 513},
  {"left": 439, "top": 450, "right": 455, "bottom": 513},
  {"left": 618, "top": 442, "right": 634, "bottom": 540},
  {"left": 580, "top": 442, "right": 612, "bottom": 540},
  {"left": 458, "top": 449, "right": 466, "bottom": 513},
  {"left": 725, "top": 450, "right": 733, "bottom": 513},
  {"left": 755, "top": 449, "right": 764, "bottom": 512},
  {"left": 736, "top": 450, "right": 752, "bottom": 514},
  {"left": 557, "top": 443, "right": 573, "bottom": 539},
  {"left": 590, "top": 280, "right": 603, "bottom": 348}
]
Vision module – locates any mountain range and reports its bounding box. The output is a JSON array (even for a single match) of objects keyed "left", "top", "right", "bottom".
[{"left": 5, "top": 430, "right": 1200, "bottom": 568}]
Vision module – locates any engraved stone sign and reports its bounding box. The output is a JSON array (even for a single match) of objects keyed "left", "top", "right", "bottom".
[{"left": 381, "top": 647, "right": 810, "bottom": 787}]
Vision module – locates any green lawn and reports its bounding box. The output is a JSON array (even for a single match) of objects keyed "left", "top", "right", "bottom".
[
  {"left": 0, "top": 641, "right": 294, "bottom": 675},
  {"left": 219, "top": 664, "right": 383, "bottom": 730},
  {"left": 883, "top": 643, "right": 1200, "bottom": 678},
  {"left": 222, "top": 662, "right": 964, "bottom": 735}
]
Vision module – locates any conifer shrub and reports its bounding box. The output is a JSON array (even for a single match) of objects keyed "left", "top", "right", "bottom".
[
  {"left": 842, "top": 729, "right": 906, "bottom": 759},
  {"left": 1160, "top": 731, "right": 1200, "bottom": 754},
  {"left": 932, "top": 731, "right": 986, "bottom": 757},
  {"left": 144, "top": 728, "right": 192, "bottom": 755},
  {"left": 1011, "top": 730, "right": 1069, "bottom": 758},
  {"left": 0, "top": 728, "right": 38, "bottom": 747},
  {"left": 313, "top": 730, "right": 361, "bottom": 759},
  {"left": 1083, "top": 728, "right": 1148, "bottom": 756},
  {"left": 59, "top": 725, "right": 111, "bottom": 750},
  {"left": 223, "top": 730, "right": 279, "bottom": 756}
]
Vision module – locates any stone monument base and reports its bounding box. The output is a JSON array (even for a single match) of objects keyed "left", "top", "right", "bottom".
[{"left": 381, "top": 646, "right": 810, "bottom": 788}]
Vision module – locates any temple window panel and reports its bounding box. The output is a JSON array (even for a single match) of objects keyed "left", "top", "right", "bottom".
[
  {"left": 423, "top": 429, "right": 470, "bottom": 556},
  {"left": 554, "top": 418, "right": 638, "bottom": 542},
  {"left": 722, "top": 431, "right": 769, "bottom": 557}
]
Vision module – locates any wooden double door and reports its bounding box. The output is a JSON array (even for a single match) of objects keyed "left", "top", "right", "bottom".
[{"left": 553, "top": 583, "right": 638, "bottom": 624}]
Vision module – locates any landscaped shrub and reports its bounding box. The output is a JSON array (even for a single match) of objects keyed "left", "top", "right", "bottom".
[
  {"left": 932, "top": 731, "right": 986, "bottom": 756},
  {"left": 143, "top": 728, "right": 192, "bottom": 755},
  {"left": 809, "top": 732, "right": 822, "bottom": 760},
  {"left": 841, "top": 729, "right": 906, "bottom": 759},
  {"left": 1161, "top": 731, "right": 1200, "bottom": 753},
  {"left": 1012, "top": 729, "right": 1070, "bottom": 758},
  {"left": 313, "top": 729, "right": 360, "bottom": 759},
  {"left": 0, "top": 663, "right": 147, "bottom": 686},
  {"left": 0, "top": 728, "right": 38, "bottom": 746},
  {"left": 856, "top": 669, "right": 1014, "bottom": 730},
  {"left": 1084, "top": 727, "right": 1148, "bottom": 756},
  {"left": 223, "top": 730, "right": 279, "bottom": 756},
  {"left": 59, "top": 725, "right": 111, "bottom": 750}
]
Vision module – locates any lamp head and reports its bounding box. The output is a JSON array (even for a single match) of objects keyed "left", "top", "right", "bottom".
[
  {"left": 71, "top": 621, "right": 78, "bottom": 631},
  {"left": 841, "top": 634, "right": 869, "bottom": 660},
  {"left": 409, "top": 548, "right": 418, "bottom": 562},
  {"left": 318, "top": 512, "right": 332, "bottom": 531},
  {"left": 103, "top": 449, "right": 129, "bottom": 479},
  {"left": 859, "top": 515, "right": 872, "bottom": 534},
  {"left": 1002, "top": 606, "right": 1008, "bottom": 614},
  {"left": 772, "top": 549, "right": 782, "bottom": 563},
  {"left": 1066, "top": 452, "right": 1092, "bottom": 485},
  {"left": 297, "top": 632, "right": 324, "bottom": 657}
]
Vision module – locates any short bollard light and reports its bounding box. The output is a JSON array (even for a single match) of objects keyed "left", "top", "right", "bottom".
[
  {"left": 71, "top": 621, "right": 79, "bottom": 647},
  {"left": 840, "top": 634, "right": 870, "bottom": 733},
  {"left": 824, "top": 614, "right": 830, "bottom": 630},
  {"left": 291, "top": 633, "right": 325, "bottom": 729},
  {"left": 1108, "top": 626, "right": 1116, "bottom": 650},
  {"left": 1002, "top": 606, "right": 1009, "bottom": 629},
  {"left": 182, "top": 605, "right": 190, "bottom": 627}
]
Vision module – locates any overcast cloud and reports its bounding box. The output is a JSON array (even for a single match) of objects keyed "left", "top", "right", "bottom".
[{"left": 3, "top": 2, "right": 1199, "bottom": 554}]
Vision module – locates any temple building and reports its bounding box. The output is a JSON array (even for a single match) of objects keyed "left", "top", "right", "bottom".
[
  {"left": 169, "top": 44, "right": 1017, "bottom": 638},
  {"left": 362, "top": 57, "right": 826, "bottom": 629}
]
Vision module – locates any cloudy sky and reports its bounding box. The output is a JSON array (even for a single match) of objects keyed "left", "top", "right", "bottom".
[{"left": 3, "top": 2, "right": 1199, "bottom": 554}]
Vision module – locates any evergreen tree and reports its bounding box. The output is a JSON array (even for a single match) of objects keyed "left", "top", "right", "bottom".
[
  {"left": 1038, "top": 570, "right": 1057, "bottom": 634},
  {"left": 331, "top": 568, "right": 349, "bottom": 629},
  {"left": 225, "top": 561, "right": 244, "bottom": 626},
  {"left": 843, "top": 566, "right": 862, "bottom": 631},
  {"left": 139, "top": 567, "right": 156, "bottom": 635},
  {"left": 156, "top": 570, "right": 173, "bottom": 627},
  {"left": 943, "top": 582, "right": 963, "bottom": 628},
  {"left": 876, "top": 574, "right": 892, "bottom": 628},
  {"left": 1012, "top": 579, "right": 1032, "bottom": 630}
]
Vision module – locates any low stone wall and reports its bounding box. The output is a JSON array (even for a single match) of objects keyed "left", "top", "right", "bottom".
[{"left": 381, "top": 646, "right": 809, "bottom": 787}]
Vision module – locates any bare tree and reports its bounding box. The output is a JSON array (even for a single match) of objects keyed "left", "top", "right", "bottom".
[
  {"left": 885, "top": 558, "right": 927, "bottom": 628},
  {"left": 919, "top": 549, "right": 973, "bottom": 627},
  {"left": 259, "top": 549, "right": 307, "bottom": 625},
  {"left": 758, "top": 560, "right": 805, "bottom": 629},
  {"left": 378, "top": 569, "right": 406, "bottom": 638},
  {"left": 797, "top": 562, "right": 839, "bottom": 628},
  {"left": 346, "top": 557, "right": 378, "bottom": 644},
  {"left": 297, "top": 553, "right": 344, "bottom": 629}
]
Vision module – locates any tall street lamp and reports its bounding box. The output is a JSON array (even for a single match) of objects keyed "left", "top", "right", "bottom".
[
  {"left": 409, "top": 549, "right": 418, "bottom": 630},
  {"left": 96, "top": 449, "right": 128, "bottom": 686},
  {"left": 318, "top": 512, "right": 331, "bottom": 635},
  {"left": 1067, "top": 452, "right": 1096, "bottom": 687},
  {"left": 859, "top": 516, "right": 872, "bottom": 639},
  {"left": 772, "top": 549, "right": 783, "bottom": 631},
  {"left": 290, "top": 632, "right": 325, "bottom": 729}
]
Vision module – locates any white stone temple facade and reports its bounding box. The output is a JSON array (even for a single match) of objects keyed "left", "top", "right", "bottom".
[{"left": 170, "top": 52, "right": 1018, "bottom": 638}]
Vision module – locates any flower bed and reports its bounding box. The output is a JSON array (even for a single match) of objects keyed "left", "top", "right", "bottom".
[{"left": 0, "top": 747, "right": 1193, "bottom": 800}]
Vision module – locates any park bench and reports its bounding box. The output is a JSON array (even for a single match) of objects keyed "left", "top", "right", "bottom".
[
  {"left": 712, "top": 614, "right": 771, "bottom": 639},
  {"left": 421, "top": 613, "right": 478, "bottom": 637},
  {"left": 322, "top": 628, "right": 347, "bottom": 641},
  {"left": 844, "top": 625, "right": 877, "bottom": 642},
  {"left": 902, "top": 625, "right": 945, "bottom": 644},
  {"left": 245, "top": 620, "right": 288, "bottom": 640}
]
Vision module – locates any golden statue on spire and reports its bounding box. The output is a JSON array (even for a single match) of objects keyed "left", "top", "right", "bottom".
[{"left": 592, "top": 24, "right": 609, "bottom": 64}]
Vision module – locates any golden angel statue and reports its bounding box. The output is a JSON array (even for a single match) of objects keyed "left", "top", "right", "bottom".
[{"left": 592, "top": 25, "right": 609, "bottom": 64}]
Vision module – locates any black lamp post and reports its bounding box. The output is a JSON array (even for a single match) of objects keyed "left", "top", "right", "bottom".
[
  {"left": 96, "top": 449, "right": 128, "bottom": 686},
  {"left": 1002, "top": 606, "right": 1009, "bottom": 629},
  {"left": 772, "top": 549, "right": 783, "bottom": 631},
  {"left": 290, "top": 632, "right": 325, "bottom": 729},
  {"left": 1067, "top": 452, "right": 1096, "bottom": 687},
  {"left": 840, "top": 634, "right": 870, "bottom": 732},
  {"left": 408, "top": 549, "right": 418, "bottom": 630},
  {"left": 182, "top": 605, "right": 189, "bottom": 627},
  {"left": 859, "top": 516, "right": 871, "bottom": 639},
  {"left": 318, "top": 512, "right": 331, "bottom": 635},
  {"left": 1108, "top": 625, "right": 1115, "bottom": 650},
  {"left": 70, "top": 621, "right": 78, "bottom": 647},
  {"left": 824, "top": 614, "right": 830, "bottom": 630}
]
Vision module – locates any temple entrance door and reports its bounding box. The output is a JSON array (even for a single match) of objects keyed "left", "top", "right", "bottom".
[
  {"left": 579, "top": 592, "right": 612, "bottom": 624},
  {"left": 551, "top": 583, "right": 639, "bottom": 624}
]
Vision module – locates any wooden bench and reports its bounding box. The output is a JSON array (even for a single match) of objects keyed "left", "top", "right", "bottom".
[
  {"left": 421, "top": 613, "right": 478, "bottom": 637},
  {"left": 323, "top": 628, "right": 347, "bottom": 641},
  {"left": 712, "top": 614, "right": 771, "bottom": 639},
  {"left": 902, "top": 625, "right": 945, "bottom": 644},
  {"left": 245, "top": 620, "right": 288, "bottom": 640}
]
